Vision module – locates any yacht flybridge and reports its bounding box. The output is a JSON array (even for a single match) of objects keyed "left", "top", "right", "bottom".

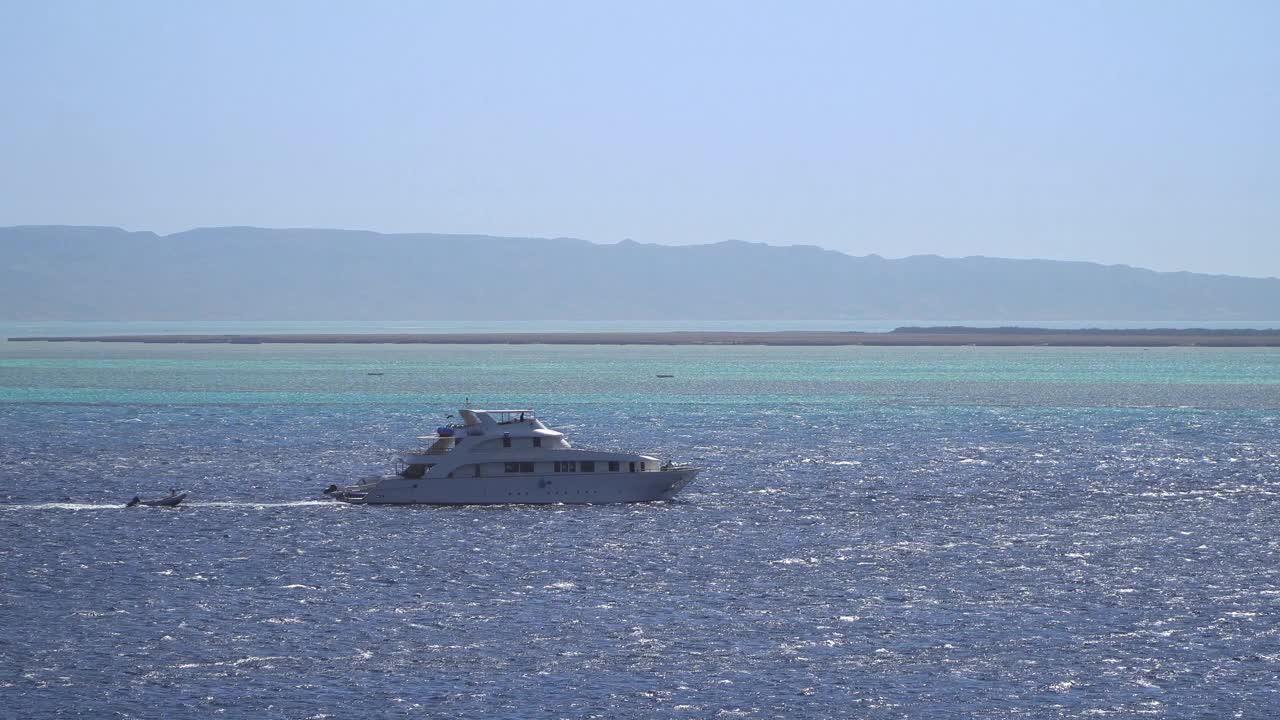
[{"left": 326, "top": 408, "right": 701, "bottom": 505}]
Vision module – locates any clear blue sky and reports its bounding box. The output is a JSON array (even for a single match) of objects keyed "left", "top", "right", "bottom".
[{"left": 2, "top": 1, "right": 1276, "bottom": 276}]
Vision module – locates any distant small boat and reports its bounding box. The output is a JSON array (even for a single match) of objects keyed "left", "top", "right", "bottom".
[
  {"left": 126, "top": 492, "right": 187, "bottom": 508},
  {"left": 367, "top": 372, "right": 385, "bottom": 376},
  {"left": 656, "top": 374, "right": 675, "bottom": 378}
]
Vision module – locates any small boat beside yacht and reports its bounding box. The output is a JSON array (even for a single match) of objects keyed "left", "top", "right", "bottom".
[
  {"left": 325, "top": 408, "right": 700, "bottom": 505},
  {"left": 126, "top": 489, "right": 186, "bottom": 507}
]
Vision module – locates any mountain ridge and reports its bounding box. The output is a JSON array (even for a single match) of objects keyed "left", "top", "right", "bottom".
[{"left": 2, "top": 225, "right": 1277, "bottom": 321}]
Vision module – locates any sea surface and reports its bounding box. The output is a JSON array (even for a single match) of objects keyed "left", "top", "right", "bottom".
[{"left": 2, "top": 325, "right": 1279, "bottom": 718}]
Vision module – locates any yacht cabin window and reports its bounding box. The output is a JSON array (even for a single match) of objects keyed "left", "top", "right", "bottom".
[
  {"left": 504, "top": 462, "right": 535, "bottom": 473},
  {"left": 532, "top": 437, "right": 542, "bottom": 448},
  {"left": 608, "top": 461, "right": 620, "bottom": 472},
  {"left": 503, "top": 434, "right": 512, "bottom": 448},
  {"left": 581, "top": 461, "right": 595, "bottom": 472}
]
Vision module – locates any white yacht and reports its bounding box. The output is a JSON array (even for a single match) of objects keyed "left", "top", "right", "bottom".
[{"left": 326, "top": 408, "right": 701, "bottom": 505}]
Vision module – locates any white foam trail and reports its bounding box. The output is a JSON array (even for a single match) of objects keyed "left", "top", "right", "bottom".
[
  {"left": 1, "top": 502, "right": 121, "bottom": 511},
  {"left": 188, "top": 500, "right": 338, "bottom": 508},
  {"left": 1, "top": 499, "right": 341, "bottom": 511}
]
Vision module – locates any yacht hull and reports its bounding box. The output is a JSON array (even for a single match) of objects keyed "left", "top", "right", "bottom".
[{"left": 342, "top": 469, "right": 699, "bottom": 505}]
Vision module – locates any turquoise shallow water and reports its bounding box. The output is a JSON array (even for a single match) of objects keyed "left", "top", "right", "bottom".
[
  {"left": 2, "top": 336, "right": 1279, "bottom": 717},
  {"left": 3, "top": 342, "right": 1279, "bottom": 406}
]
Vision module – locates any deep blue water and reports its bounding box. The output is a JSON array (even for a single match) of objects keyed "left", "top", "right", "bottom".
[{"left": 2, "top": 339, "right": 1279, "bottom": 718}]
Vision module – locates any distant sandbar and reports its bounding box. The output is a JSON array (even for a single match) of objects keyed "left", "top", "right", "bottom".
[{"left": 9, "top": 327, "right": 1280, "bottom": 347}]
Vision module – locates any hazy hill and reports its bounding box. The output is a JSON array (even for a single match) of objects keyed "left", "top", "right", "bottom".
[{"left": 2, "top": 225, "right": 1277, "bottom": 321}]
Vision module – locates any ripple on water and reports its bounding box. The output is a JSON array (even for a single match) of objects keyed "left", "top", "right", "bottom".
[{"left": 3, "top": 366, "right": 1280, "bottom": 717}]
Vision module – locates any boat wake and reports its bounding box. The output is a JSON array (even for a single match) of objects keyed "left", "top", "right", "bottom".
[
  {"left": 1, "top": 500, "right": 341, "bottom": 511},
  {"left": 191, "top": 500, "right": 341, "bottom": 509}
]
